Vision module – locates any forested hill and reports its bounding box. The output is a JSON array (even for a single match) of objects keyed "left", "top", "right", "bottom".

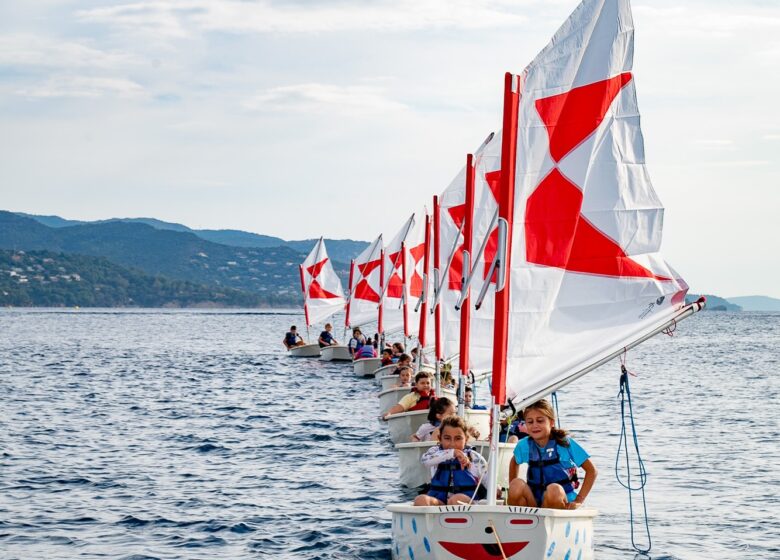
[
  {"left": 0, "top": 211, "right": 352, "bottom": 302},
  {"left": 0, "top": 250, "right": 277, "bottom": 307},
  {"left": 15, "top": 211, "right": 368, "bottom": 265}
]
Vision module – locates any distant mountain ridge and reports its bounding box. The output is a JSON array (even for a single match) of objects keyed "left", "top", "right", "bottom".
[
  {"left": 14, "top": 212, "right": 368, "bottom": 264},
  {"left": 0, "top": 211, "right": 352, "bottom": 304},
  {"left": 726, "top": 295, "right": 780, "bottom": 312}
]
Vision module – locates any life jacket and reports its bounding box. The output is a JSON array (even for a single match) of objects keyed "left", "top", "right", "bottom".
[
  {"left": 408, "top": 389, "right": 435, "bottom": 411},
  {"left": 526, "top": 439, "right": 579, "bottom": 506},
  {"left": 356, "top": 345, "right": 375, "bottom": 359},
  {"left": 284, "top": 332, "right": 298, "bottom": 346},
  {"left": 428, "top": 447, "right": 481, "bottom": 499}
]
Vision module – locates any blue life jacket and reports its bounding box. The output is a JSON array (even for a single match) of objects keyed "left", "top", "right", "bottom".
[
  {"left": 526, "top": 440, "right": 579, "bottom": 506},
  {"left": 284, "top": 332, "right": 298, "bottom": 346},
  {"left": 428, "top": 447, "right": 483, "bottom": 501},
  {"left": 356, "top": 345, "right": 375, "bottom": 358}
]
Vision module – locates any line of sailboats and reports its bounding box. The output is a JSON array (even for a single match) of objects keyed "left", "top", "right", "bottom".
[{"left": 287, "top": 0, "right": 706, "bottom": 557}]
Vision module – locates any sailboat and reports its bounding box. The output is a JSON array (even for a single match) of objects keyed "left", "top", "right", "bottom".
[
  {"left": 388, "top": 0, "right": 704, "bottom": 557},
  {"left": 294, "top": 238, "right": 348, "bottom": 359},
  {"left": 345, "top": 234, "right": 384, "bottom": 373}
]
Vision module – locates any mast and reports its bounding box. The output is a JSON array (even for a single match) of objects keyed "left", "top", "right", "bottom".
[
  {"left": 432, "top": 197, "right": 442, "bottom": 362},
  {"left": 401, "top": 241, "right": 409, "bottom": 339},
  {"left": 378, "top": 248, "right": 385, "bottom": 336},
  {"left": 418, "top": 213, "right": 431, "bottom": 349},
  {"left": 487, "top": 72, "right": 521, "bottom": 505},
  {"left": 344, "top": 259, "right": 355, "bottom": 330},
  {"left": 458, "top": 153, "right": 476, "bottom": 416},
  {"left": 298, "top": 263, "right": 310, "bottom": 339}
]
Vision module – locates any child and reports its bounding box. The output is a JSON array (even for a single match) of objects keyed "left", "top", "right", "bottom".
[
  {"left": 283, "top": 325, "right": 305, "bottom": 349},
  {"left": 383, "top": 372, "right": 435, "bottom": 419},
  {"left": 391, "top": 342, "right": 405, "bottom": 359},
  {"left": 464, "top": 386, "right": 487, "bottom": 410},
  {"left": 347, "top": 328, "right": 365, "bottom": 358},
  {"left": 318, "top": 323, "right": 337, "bottom": 348},
  {"left": 380, "top": 348, "right": 394, "bottom": 366},
  {"left": 411, "top": 397, "right": 456, "bottom": 442},
  {"left": 413, "top": 416, "right": 487, "bottom": 506},
  {"left": 355, "top": 338, "right": 377, "bottom": 358},
  {"left": 391, "top": 353, "right": 412, "bottom": 374},
  {"left": 507, "top": 399, "right": 597, "bottom": 510},
  {"left": 390, "top": 366, "right": 413, "bottom": 388}
]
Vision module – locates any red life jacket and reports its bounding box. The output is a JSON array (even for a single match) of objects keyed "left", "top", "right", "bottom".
[{"left": 409, "top": 389, "right": 436, "bottom": 411}]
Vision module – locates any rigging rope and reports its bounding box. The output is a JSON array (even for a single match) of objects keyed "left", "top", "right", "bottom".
[
  {"left": 615, "top": 353, "right": 652, "bottom": 554},
  {"left": 551, "top": 391, "right": 561, "bottom": 425}
]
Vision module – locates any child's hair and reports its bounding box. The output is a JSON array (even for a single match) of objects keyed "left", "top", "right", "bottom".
[
  {"left": 465, "top": 385, "right": 473, "bottom": 393},
  {"left": 440, "top": 368, "right": 455, "bottom": 386},
  {"left": 393, "top": 342, "right": 405, "bottom": 353},
  {"left": 290, "top": 325, "right": 297, "bottom": 330},
  {"left": 364, "top": 336, "right": 373, "bottom": 345},
  {"left": 438, "top": 415, "right": 469, "bottom": 438},
  {"left": 522, "top": 399, "right": 569, "bottom": 446},
  {"left": 414, "top": 371, "right": 431, "bottom": 383},
  {"left": 324, "top": 323, "right": 332, "bottom": 329},
  {"left": 382, "top": 348, "right": 392, "bottom": 356},
  {"left": 397, "top": 353, "right": 411, "bottom": 364},
  {"left": 411, "top": 347, "right": 418, "bottom": 355},
  {"left": 427, "top": 397, "right": 454, "bottom": 422}
]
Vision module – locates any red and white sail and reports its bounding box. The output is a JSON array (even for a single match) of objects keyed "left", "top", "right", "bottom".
[
  {"left": 493, "top": 0, "right": 690, "bottom": 407},
  {"left": 346, "top": 234, "right": 383, "bottom": 328},
  {"left": 381, "top": 215, "right": 416, "bottom": 336},
  {"left": 404, "top": 210, "right": 431, "bottom": 341},
  {"left": 299, "top": 238, "right": 346, "bottom": 327}
]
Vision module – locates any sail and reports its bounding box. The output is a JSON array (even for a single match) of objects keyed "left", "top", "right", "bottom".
[
  {"left": 466, "top": 131, "right": 502, "bottom": 374},
  {"left": 498, "top": 0, "right": 689, "bottom": 406},
  {"left": 346, "top": 234, "right": 383, "bottom": 328},
  {"left": 404, "top": 211, "right": 429, "bottom": 340},
  {"left": 437, "top": 167, "right": 467, "bottom": 361},
  {"left": 300, "top": 238, "right": 346, "bottom": 327},
  {"left": 382, "top": 215, "right": 416, "bottom": 336}
]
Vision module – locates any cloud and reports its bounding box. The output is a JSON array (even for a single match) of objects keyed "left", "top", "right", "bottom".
[
  {"left": 76, "top": 0, "right": 528, "bottom": 36},
  {"left": 693, "top": 139, "right": 736, "bottom": 150},
  {"left": 763, "top": 133, "right": 780, "bottom": 141},
  {"left": 634, "top": 3, "right": 780, "bottom": 38},
  {"left": 0, "top": 34, "right": 140, "bottom": 69},
  {"left": 243, "top": 82, "right": 407, "bottom": 114},
  {"left": 14, "top": 75, "right": 145, "bottom": 98}
]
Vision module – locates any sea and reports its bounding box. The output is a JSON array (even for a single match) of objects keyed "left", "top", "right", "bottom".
[{"left": 0, "top": 308, "right": 778, "bottom": 560}]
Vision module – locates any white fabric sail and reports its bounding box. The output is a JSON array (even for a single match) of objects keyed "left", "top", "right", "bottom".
[
  {"left": 300, "top": 238, "right": 346, "bottom": 327},
  {"left": 502, "top": 0, "right": 689, "bottom": 405},
  {"left": 404, "top": 211, "right": 428, "bottom": 340},
  {"left": 437, "top": 167, "right": 466, "bottom": 361},
  {"left": 466, "top": 131, "right": 502, "bottom": 374},
  {"left": 382, "top": 215, "right": 416, "bottom": 336},
  {"left": 346, "top": 234, "right": 382, "bottom": 328}
]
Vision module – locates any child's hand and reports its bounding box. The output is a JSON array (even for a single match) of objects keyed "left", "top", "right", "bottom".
[
  {"left": 453, "top": 449, "right": 470, "bottom": 469},
  {"left": 468, "top": 427, "right": 481, "bottom": 439}
]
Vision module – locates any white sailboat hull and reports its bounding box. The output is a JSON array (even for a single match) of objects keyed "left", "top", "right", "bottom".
[
  {"left": 288, "top": 343, "right": 321, "bottom": 358},
  {"left": 378, "top": 387, "right": 458, "bottom": 418},
  {"left": 389, "top": 504, "right": 596, "bottom": 560},
  {"left": 319, "top": 345, "right": 352, "bottom": 362},
  {"left": 373, "top": 364, "right": 397, "bottom": 379},
  {"left": 395, "top": 440, "right": 521, "bottom": 489},
  {"left": 386, "top": 409, "right": 490, "bottom": 445},
  {"left": 353, "top": 357, "right": 383, "bottom": 377}
]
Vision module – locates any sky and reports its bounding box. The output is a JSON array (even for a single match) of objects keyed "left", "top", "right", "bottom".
[{"left": 1, "top": 0, "right": 779, "bottom": 298}]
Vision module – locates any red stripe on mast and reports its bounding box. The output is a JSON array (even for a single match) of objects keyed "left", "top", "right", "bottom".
[
  {"left": 345, "top": 259, "right": 355, "bottom": 328},
  {"left": 492, "top": 72, "right": 521, "bottom": 406},
  {"left": 418, "top": 213, "right": 431, "bottom": 348},
  {"left": 378, "top": 248, "right": 385, "bottom": 334},
  {"left": 459, "top": 153, "right": 476, "bottom": 379},
  {"left": 299, "top": 264, "right": 310, "bottom": 327},
  {"left": 433, "top": 196, "right": 443, "bottom": 361}
]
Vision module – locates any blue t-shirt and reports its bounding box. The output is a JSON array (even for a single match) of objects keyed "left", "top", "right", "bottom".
[{"left": 513, "top": 436, "right": 590, "bottom": 502}]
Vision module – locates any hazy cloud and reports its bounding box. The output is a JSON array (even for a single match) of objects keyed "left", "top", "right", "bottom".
[{"left": 243, "top": 83, "right": 407, "bottom": 114}]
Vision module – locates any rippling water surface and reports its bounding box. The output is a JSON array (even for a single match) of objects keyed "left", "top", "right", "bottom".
[{"left": 0, "top": 309, "right": 778, "bottom": 559}]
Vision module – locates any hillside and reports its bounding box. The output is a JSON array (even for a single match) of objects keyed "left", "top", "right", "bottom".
[
  {"left": 15, "top": 211, "right": 367, "bottom": 264},
  {"left": 0, "top": 250, "right": 278, "bottom": 307},
  {"left": 726, "top": 295, "right": 780, "bottom": 311},
  {"left": 0, "top": 211, "right": 348, "bottom": 299},
  {"left": 686, "top": 293, "right": 741, "bottom": 311}
]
